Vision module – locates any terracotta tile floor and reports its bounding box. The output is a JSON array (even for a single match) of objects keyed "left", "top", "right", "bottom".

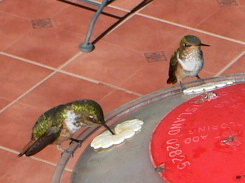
[{"left": 0, "top": 0, "right": 244, "bottom": 182}]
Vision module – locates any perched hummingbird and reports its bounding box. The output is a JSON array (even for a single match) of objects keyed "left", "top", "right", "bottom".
[
  {"left": 167, "top": 35, "right": 210, "bottom": 89},
  {"left": 19, "top": 99, "right": 114, "bottom": 157}
]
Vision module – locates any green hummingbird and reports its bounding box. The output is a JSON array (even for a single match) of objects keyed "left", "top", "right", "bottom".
[
  {"left": 167, "top": 35, "right": 210, "bottom": 89},
  {"left": 18, "top": 99, "right": 114, "bottom": 157}
]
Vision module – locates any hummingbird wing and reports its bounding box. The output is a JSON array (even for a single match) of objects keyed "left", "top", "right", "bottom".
[
  {"left": 18, "top": 127, "right": 61, "bottom": 157},
  {"left": 167, "top": 51, "right": 178, "bottom": 84}
]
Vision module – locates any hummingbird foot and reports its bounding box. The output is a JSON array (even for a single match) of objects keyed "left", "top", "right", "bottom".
[
  {"left": 57, "top": 144, "right": 66, "bottom": 151},
  {"left": 196, "top": 75, "right": 205, "bottom": 85},
  {"left": 69, "top": 138, "right": 83, "bottom": 147},
  {"left": 179, "top": 81, "right": 186, "bottom": 92},
  {"left": 57, "top": 144, "right": 74, "bottom": 157},
  {"left": 61, "top": 149, "right": 75, "bottom": 157}
]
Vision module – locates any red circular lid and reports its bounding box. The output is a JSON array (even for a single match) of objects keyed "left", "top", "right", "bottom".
[{"left": 151, "top": 83, "right": 245, "bottom": 183}]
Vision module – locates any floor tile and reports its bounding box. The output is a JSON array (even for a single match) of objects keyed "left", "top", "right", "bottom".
[
  {"left": 0, "top": 149, "right": 58, "bottom": 183},
  {"left": 63, "top": 41, "right": 147, "bottom": 86},
  {"left": 0, "top": 0, "right": 69, "bottom": 20},
  {"left": 197, "top": 5, "right": 245, "bottom": 42},
  {"left": 3, "top": 27, "right": 84, "bottom": 68},
  {"left": 99, "top": 89, "right": 139, "bottom": 113},
  {"left": 0, "top": 12, "right": 32, "bottom": 51},
  {"left": 0, "top": 103, "right": 47, "bottom": 153},
  {"left": 70, "top": 0, "right": 142, "bottom": 10},
  {"left": 103, "top": 15, "right": 187, "bottom": 53},
  {"left": 53, "top": 4, "right": 123, "bottom": 39},
  {"left": 239, "top": 1, "right": 245, "bottom": 7},
  {"left": 119, "top": 61, "right": 168, "bottom": 94},
  {"left": 0, "top": 97, "right": 10, "bottom": 110},
  {"left": 111, "top": 0, "right": 147, "bottom": 11},
  {"left": 140, "top": 0, "right": 219, "bottom": 27},
  {"left": 0, "top": 54, "right": 52, "bottom": 101},
  {"left": 222, "top": 53, "right": 245, "bottom": 75},
  {"left": 18, "top": 72, "right": 115, "bottom": 110}
]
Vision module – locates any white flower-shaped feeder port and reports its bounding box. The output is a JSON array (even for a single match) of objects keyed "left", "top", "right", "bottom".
[{"left": 91, "top": 119, "right": 144, "bottom": 149}]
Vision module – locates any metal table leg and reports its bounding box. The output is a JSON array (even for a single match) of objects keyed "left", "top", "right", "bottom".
[
  {"left": 79, "top": 0, "right": 112, "bottom": 52},
  {"left": 60, "top": 0, "right": 152, "bottom": 52}
]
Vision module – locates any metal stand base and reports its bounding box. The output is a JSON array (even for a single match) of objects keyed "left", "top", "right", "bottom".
[{"left": 79, "top": 42, "right": 95, "bottom": 52}]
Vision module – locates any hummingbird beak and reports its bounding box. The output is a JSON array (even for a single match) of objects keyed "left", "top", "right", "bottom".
[
  {"left": 199, "top": 43, "right": 210, "bottom": 47},
  {"left": 102, "top": 123, "right": 115, "bottom": 135},
  {"left": 88, "top": 115, "right": 115, "bottom": 135}
]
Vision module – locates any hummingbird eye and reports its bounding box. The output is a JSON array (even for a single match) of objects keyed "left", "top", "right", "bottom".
[
  {"left": 88, "top": 115, "right": 98, "bottom": 122},
  {"left": 184, "top": 43, "right": 191, "bottom": 47}
]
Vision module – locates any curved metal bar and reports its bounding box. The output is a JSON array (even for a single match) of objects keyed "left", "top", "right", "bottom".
[{"left": 80, "top": 0, "right": 111, "bottom": 52}]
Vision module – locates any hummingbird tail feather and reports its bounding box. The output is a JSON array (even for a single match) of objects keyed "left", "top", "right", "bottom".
[
  {"left": 18, "top": 140, "right": 36, "bottom": 157},
  {"left": 19, "top": 129, "right": 59, "bottom": 157},
  {"left": 24, "top": 133, "right": 58, "bottom": 156}
]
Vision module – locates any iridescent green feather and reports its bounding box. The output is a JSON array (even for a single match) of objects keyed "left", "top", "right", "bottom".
[{"left": 32, "top": 105, "right": 66, "bottom": 139}]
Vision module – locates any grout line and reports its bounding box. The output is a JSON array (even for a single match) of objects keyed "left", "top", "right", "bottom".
[
  {"left": 85, "top": 0, "right": 130, "bottom": 13},
  {"left": 99, "top": 90, "right": 115, "bottom": 101},
  {"left": 60, "top": 70, "right": 143, "bottom": 96},
  {"left": 195, "top": 10, "right": 218, "bottom": 28},
  {"left": 0, "top": 145, "right": 72, "bottom": 172},
  {"left": 0, "top": 51, "right": 142, "bottom": 113},
  {"left": 0, "top": 51, "right": 83, "bottom": 114},
  {"left": 92, "top": 1, "right": 152, "bottom": 40},
  {"left": 0, "top": 145, "right": 21, "bottom": 155},
  {"left": 58, "top": 51, "right": 84, "bottom": 69},
  {"left": 0, "top": 52, "right": 56, "bottom": 71},
  {"left": 103, "top": 10, "right": 136, "bottom": 36},
  {"left": 1, "top": 52, "right": 142, "bottom": 96},
  {"left": 1, "top": 51, "right": 142, "bottom": 96},
  {"left": 136, "top": 13, "right": 245, "bottom": 46},
  {"left": 215, "top": 50, "right": 245, "bottom": 76},
  {"left": 0, "top": 51, "right": 83, "bottom": 72},
  {"left": 59, "top": 70, "right": 100, "bottom": 84},
  {"left": 105, "top": 1, "right": 245, "bottom": 46},
  {"left": 51, "top": 3, "right": 72, "bottom": 18},
  {"left": 30, "top": 157, "right": 73, "bottom": 172},
  {"left": 0, "top": 72, "right": 57, "bottom": 114}
]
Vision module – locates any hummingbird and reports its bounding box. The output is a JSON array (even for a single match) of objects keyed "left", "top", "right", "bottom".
[
  {"left": 18, "top": 99, "right": 114, "bottom": 157},
  {"left": 167, "top": 35, "right": 210, "bottom": 89}
]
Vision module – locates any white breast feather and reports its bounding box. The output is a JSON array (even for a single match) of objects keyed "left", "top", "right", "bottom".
[
  {"left": 176, "top": 51, "right": 203, "bottom": 75},
  {"left": 65, "top": 111, "right": 81, "bottom": 133}
]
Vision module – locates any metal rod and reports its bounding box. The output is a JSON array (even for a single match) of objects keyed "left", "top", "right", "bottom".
[{"left": 80, "top": 0, "right": 111, "bottom": 52}]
